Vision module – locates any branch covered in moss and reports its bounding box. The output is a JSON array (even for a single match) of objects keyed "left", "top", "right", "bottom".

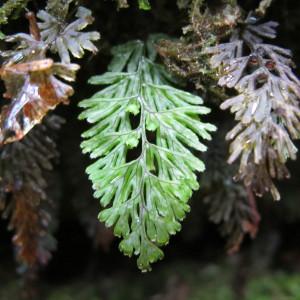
[
  {"left": 0, "top": 0, "right": 29, "bottom": 25},
  {"left": 157, "top": 1, "right": 241, "bottom": 101}
]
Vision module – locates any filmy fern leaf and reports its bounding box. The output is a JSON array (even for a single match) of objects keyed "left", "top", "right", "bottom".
[
  {"left": 79, "top": 38, "right": 216, "bottom": 271},
  {"left": 37, "top": 6, "right": 100, "bottom": 63},
  {"left": 204, "top": 16, "right": 300, "bottom": 200}
]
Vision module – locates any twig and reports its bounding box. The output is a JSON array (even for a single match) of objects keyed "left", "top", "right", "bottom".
[
  {"left": 25, "top": 12, "right": 41, "bottom": 41},
  {"left": 246, "top": 185, "right": 261, "bottom": 238}
]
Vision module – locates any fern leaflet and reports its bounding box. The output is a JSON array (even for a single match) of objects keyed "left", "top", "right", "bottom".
[{"left": 79, "top": 38, "right": 216, "bottom": 271}]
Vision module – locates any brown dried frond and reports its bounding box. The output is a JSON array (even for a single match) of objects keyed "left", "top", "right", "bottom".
[
  {"left": 0, "top": 11, "right": 80, "bottom": 144},
  {"left": 0, "top": 116, "right": 62, "bottom": 269},
  {"left": 0, "top": 59, "right": 78, "bottom": 144},
  {"left": 202, "top": 128, "right": 260, "bottom": 253},
  {"left": 9, "top": 187, "right": 53, "bottom": 267}
]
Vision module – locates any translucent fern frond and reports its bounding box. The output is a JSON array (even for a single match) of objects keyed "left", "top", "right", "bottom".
[
  {"left": 37, "top": 6, "right": 100, "bottom": 63},
  {"left": 204, "top": 16, "right": 300, "bottom": 200},
  {"left": 79, "top": 37, "right": 216, "bottom": 271}
]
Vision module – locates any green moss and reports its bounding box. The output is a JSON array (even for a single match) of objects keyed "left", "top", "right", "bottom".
[
  {"left": 245, "top": 273, "right": 300, "bottom": 300},
  {"left": 47, "top": 283, "right": 101, "bottom": 300},
  {"left": 1, "top": 262, "right": 300, "bottom": 300}
]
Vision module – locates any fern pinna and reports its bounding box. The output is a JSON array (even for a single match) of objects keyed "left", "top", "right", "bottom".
[{"left": 79, "top": 37, "right": 216, "bottom": 271}]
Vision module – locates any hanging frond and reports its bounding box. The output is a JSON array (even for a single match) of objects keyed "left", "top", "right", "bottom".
[
  {"left": 8, "top": 187, "right": 54, "bottom": 267},
  {"left": 0, "top": 59, "right": 78, "bottom": 144},
  {"left": 79, "top": 37, "right": 216, "bottom": 271},
  {"left": 0, "top": 11, "right": 79, "bottom": 144},
  {"left": 201, "top": 129, "right": 260, "bottom": 253},
  {"left": 204, "top": 15, "right": 300, "bottom": 200},
  {"left": 0, "top": 115, "right": 63, "bottom": 268}
]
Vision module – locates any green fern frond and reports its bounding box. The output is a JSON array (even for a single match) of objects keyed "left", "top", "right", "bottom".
[{"left": 79, "top": 37, "right": 216, "bottom": 271}]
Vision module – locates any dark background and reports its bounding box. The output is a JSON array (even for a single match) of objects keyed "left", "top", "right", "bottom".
[{"left": 1, "top": 0, "right": 300, "bottom": 299}]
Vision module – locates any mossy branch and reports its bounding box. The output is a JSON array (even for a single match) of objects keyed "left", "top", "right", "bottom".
[{"left": 0, "top": 0, "right": 29, "bottom": 25}]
